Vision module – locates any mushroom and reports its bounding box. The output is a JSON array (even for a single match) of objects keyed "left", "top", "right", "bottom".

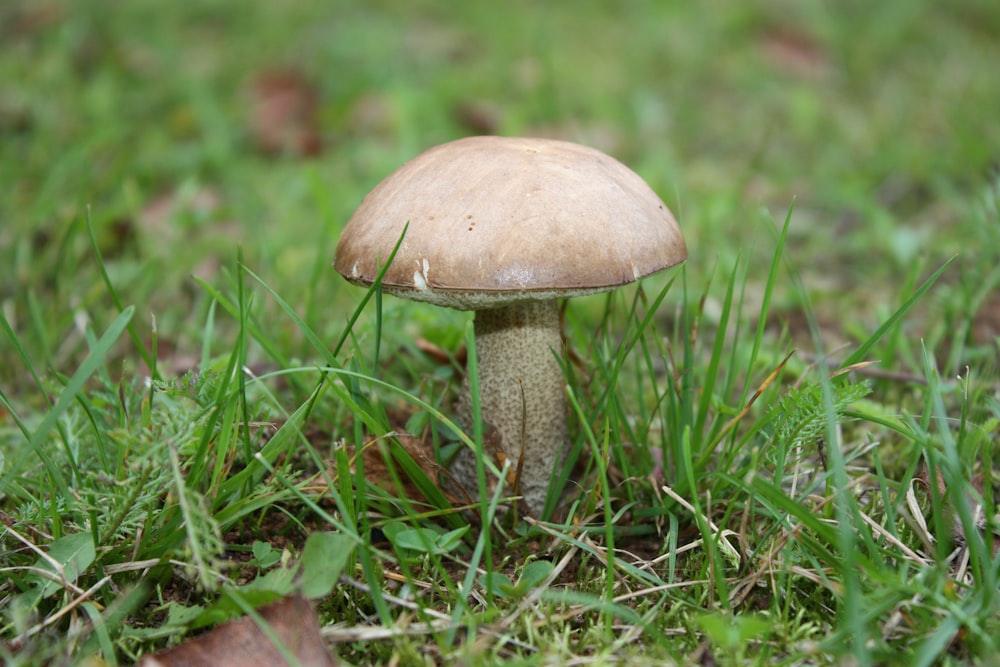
[{"left": 334, "top": 136, "right": 686, "bottom": 515}]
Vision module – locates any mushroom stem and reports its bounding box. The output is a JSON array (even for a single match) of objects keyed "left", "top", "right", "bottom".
[{"left": 457, "top": 299, "right": 569, "bottom": 515}]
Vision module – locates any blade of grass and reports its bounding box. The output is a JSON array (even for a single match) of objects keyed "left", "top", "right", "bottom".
[
  {"left": 0, "top": 306, "right": 135, "bottom": 494},
  {"left": 1, "top": 301, "right": 48, "bottom": 407},
  {"left": 194, "top": 275, "right": 293, "bottom": 372},
  {"left": 567, "top": 385, "right": 617, "bottom": 635},
  {"left": 781, "top": 222, "right": 870, "bottom": 662},
  {"left": 695, "top": 257, "right": 737, "bottom": 440},
  {"left": 329, "top": 223, "right": 409, "bottom": 359},
  {"left": 750, "top": 203, "right": 793, "bottom": 385},
  {"left": 236, "top": 247, "right": 255, "bottom": 466},
  {"left": 463, "top": 318, "right": 493, "bottom": 585},
  {"left": 922, "top": 344, "right": 995, "bottom": 594},
  {"left": 84, "top": 209, "right": 158, "bottom": 380},
  {"left": 840, "top": 257, "right": 956, "bottom": 369}
]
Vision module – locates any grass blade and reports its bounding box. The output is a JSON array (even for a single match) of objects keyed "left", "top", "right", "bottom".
[{"left": 0, "top": 306, "right": 135, "bottom": 493}]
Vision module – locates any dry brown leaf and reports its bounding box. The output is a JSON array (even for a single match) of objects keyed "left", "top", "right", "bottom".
[
  {"left": 249, "top": 69, "right": 323, "bottom": 157},
  {"left": 759, "top": 27, "right": 828, "bottom": 78},
  {"left": 971, "top": 289, "right": 1000, "bottom": 346},
  {"left": 350, "top": 431, "right": 451, "bottom": 505},
  {"left": 138, "top": 594, "right": 337, "bottom": 667},
  {"left": 1, "top": 3, "right": 64, "bottom": 43},
  {"left": 414, "top": 337, "right": 466, "bottom": 368},
  {"left": 453, "top": 99, "right": 503, "bottom": 135}
]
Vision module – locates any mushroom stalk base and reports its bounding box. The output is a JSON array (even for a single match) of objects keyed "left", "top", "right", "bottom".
[{"left": 455, "top": 300, "right": 569, "bottom": 515}]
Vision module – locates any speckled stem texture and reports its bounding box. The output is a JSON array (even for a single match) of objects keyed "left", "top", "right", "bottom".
[{"left": 455, "top": 300, "right": 569, "bottom": 515}]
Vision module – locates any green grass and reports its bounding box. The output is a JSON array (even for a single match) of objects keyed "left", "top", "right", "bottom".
[{"left": 2, "top": 0, "right": 1000, "bottom": 664}]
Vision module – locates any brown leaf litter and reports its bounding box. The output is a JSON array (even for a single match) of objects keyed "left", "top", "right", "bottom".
[{"left": 138, "top": 594, "right": 337, "bottom": 667}]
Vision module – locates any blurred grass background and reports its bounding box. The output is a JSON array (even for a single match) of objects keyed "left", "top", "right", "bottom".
[{"left": 4, "top": 0, "right": 998, "bottom": 380}]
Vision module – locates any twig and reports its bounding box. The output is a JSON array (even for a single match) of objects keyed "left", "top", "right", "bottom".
[
  {"left": 858, "top": 509, "right": 932, "bottom": 566},
  {"left": 12, "top": 575, "right": 111, "bottom": 645},
  {"left": 660, "top": 484, "right": 741, "bottom": 567}
]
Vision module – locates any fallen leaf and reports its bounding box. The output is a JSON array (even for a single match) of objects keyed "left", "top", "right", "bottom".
[
  {"left": 759, "top": 27, "right": 828, "bottom": 78},
  {"left": 139, "top": 594, "right": 337, "bottom": 667},
  {"left": 971, "top": 288, "right": 1000, "bottom": 346},
  {"left": 1, "top": 3, "right": 63, "bottom": 43},
  {"left": 453, "top": 99, "right": 503, "bottom": 135},
  {"left": 249, "top": 69, "right": 323, "bottom": 157},
  {"left": 414, "top": 337, "right": 465, "bottom": 368},
  {"left": 349, "top": 431, "right": 452, "bottom": 506}
]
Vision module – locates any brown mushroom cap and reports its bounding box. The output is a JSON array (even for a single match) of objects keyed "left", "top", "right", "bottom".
[{"left": 334, "top": 136, "right": 686, "bottom": 310}]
